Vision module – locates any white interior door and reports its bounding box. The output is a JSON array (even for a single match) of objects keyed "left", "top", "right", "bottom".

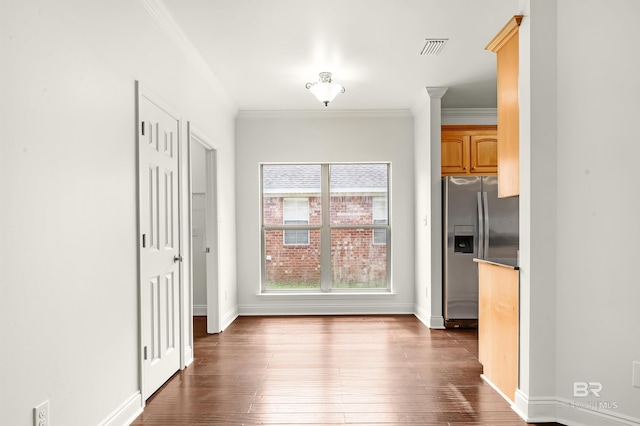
[{"left": 138, "top": 91, "right": 182, "bottom": 400}]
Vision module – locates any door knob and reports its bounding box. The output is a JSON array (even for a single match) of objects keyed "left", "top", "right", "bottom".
[{"left": 174, "top": 255, "right": 183, "bottom": 263}]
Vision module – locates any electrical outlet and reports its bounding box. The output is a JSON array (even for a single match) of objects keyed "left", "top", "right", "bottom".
[
  {"left": 34, "top": 400, "right": 49, "bottom": 426},
  {"left": 633, "top": 361, "right": 640, "bottom": 388}
]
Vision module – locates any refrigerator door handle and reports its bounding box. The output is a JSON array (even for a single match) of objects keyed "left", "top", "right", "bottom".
[
  {"left": 477, "top": 192, "right": 484, "bottom": 259},
  {"left": 483, "top": 191, "right": 490, "bottom": 258}
]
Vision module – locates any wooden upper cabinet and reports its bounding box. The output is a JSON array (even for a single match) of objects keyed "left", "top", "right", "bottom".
[
  {"left": 486, "top": 15, "right": 522, "bottom": 198},
  {"left": 471, "top": 135, "right": 498, "bottom": 174},
  {"left": 441, "top": 125, "right": 497, "bottom": 176},
  {"left": 441, "top": 133, "right": 470, "bottom": 175}
]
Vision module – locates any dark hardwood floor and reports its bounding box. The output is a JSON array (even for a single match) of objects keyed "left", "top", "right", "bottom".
[{"left": 132, "top": 315, "right": 562, "bottom": 425}]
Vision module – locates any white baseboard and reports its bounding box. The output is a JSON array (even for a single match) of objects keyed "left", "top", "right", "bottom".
[
  {"left": 413, "top": 304, "right": 445, "bottom": 329},
  {"left": 555, "top": 396, "right": 640, "bottom": 426},
  {"left": 512, "top": 389, "right": 557, "bottom": 422},
  {"left": 193, "top": 305, "right": 237, "bottom": 333},
  {"left": 513, "top": 389, "right": 640, "bottom": 426},
  {"left": 220, "top": 305, "right": 239, "bottom": 331},
  {"left": 184, "top": 345, "right": 194, "bottom": 367},
  {"left": 193, "top": 304, "right": 207, "bottom": 316},
  {"left": 238, "top": 303, "right": 414, "bottom": 316},
  {"left": 481, "top": 374, "right": 515, "bottom": 406},
  {"left": 98, "top": 391, "right": 143, "bottom": 426}
]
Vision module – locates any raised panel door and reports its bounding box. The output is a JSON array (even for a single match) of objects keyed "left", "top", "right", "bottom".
[
  {"left": 441, "top": 134, "right": 470, "bottom": 175},
  {"left": 139, "top": 94, "right": 182, "bottom": 400},
  {"left": 470, "top": 135, "right": 498, "bottom": 175}
]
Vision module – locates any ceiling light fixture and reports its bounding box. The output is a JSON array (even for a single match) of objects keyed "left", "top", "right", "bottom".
[{"left": 305, "top": 72, "right": 345, "bottom": 107}]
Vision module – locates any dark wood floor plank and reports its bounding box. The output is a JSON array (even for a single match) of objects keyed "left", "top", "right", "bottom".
[{"left": 131, "top": 315, "right": 563, "bottom": 425}]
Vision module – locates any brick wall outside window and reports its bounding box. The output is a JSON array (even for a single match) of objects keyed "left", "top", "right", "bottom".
[{"left": 264, "top": 195, "right": 386, "bottom": 285}]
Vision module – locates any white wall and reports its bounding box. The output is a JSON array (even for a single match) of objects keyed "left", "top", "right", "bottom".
[
  {"left": 0, "top": 1, "right": 236, "bottom": 425},
  {"left": 516, "top": 1, "right": 640, "bottom": 424},
  {"left": 515, "top": 0, "right": 559, "bottom": 414},
  {"left": 235, "top": 111, "right": 414, "bottom": 315},
  {"left": 554, "top": 0, "right": 640, "bottom": 422}
]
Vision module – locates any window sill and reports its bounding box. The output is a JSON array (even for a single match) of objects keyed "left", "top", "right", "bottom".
[{"left": 256, "top": 291, "right": 397, "bottom": 300}]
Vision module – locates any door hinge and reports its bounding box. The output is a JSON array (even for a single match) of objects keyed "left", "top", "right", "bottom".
[
  {"left": 142, "top": 234, "right": 146, "bottom": 248},
  {"left": 143, "top": 346, "right": 148, "bottom": 360},
  {"left": 205, "top": 247, "right": 210, "bottom": 253},
  {"left": 141, "top": 121, "right": 145, "bottom": 136}
]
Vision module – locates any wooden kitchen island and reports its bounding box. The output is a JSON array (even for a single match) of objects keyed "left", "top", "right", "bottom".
[{"left": 474, "top": 258, "right": 519, "bottom": 403}]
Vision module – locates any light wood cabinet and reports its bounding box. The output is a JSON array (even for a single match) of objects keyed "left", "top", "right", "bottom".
[
  {"left": 477, "top": 261, "right": 519, "bottom": 402},
  {"left": 441, "top": 125, "right": 497, "bottom": 176},
  {"left": 486, "top": 16, "right": 522, "bottom": 198}
]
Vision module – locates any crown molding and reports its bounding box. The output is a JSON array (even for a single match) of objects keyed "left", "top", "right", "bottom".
[
  {"left": 485, "top": 15, "right": 524, "bottom": 52},
  {"left": 236, "top": 109, "right": 413, "bottom": 120},
  {"left": 425, "top": 87, "right": 449, "bottom": 99},
  {"left": 441, "top": 108, "right": 498, "bottom": 125},
  {"left": 138, "top": 0, "right": 235, "bottom": 109}
]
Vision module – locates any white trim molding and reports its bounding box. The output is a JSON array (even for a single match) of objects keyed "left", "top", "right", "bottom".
[
  {"left": 236, "top": 109, "right": 413, "bottom": 120},
  {"left": 413, "top": 304, "right": 446, "bottom": 329},
  {"left": 98, "top": 392, "right": 143, "bottom": 426},
  {"left": 239, "top": 302, "right": 413, "bottom": 316},
  {"left": 220, "top": 306, "right": 239, "bottom": 332},
  {"left": 513, "top": 389, "right": 640, "bottom": 426},
  {"left": 512, "top": 389, "right": 557, "bottom": 423},
  {"left": 481, "top": 374, "right": 515, "bottom": 405},
  {"left": 193, "top": 304, "right": 207, "bottom": 316},
  {"left": 441, "top": 108, "right": 497, "bottom": 125},
  {"left": 137, "top": 0, "right": 234, "bottom": 108},
  {"left": 425, "top": 87, "right": 448, "bottom": 99},
  {"left": 184, "top": 345, "right": 194, "bottom": 368}
]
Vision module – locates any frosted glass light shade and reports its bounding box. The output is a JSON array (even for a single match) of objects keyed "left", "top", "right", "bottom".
[
  {"left": 309, "top": 82, "right": 344, "bottom": 106},
  {"left": 306, "top": 72, "right": 345, "bottom": 106}
]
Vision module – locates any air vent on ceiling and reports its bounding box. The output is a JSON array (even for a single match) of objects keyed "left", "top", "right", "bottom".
[{"left": 419, "top": 39, "right": 448, "bottom": 56}]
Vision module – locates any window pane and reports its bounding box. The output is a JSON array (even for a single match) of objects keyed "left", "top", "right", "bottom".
[
  {"left": 372, "top": 196, "right": 388, "bottom": 245},
  {"left": 284, "top": 229, "right": 309, "bottom": 245},
  {"left": 264, "top": 229, "right": 321, "bottom": 290},
  {"left": 283, "top": 198, "right": 309, "bottom": 222},
  {"left": 331, "top": 228, "right": 387, "bottom": 289},
  {"left": 283, "top": 197, "right": 310, "bottom": 245},
  {"left": 373, "top": 228, "right": 386, "bottom": 245},
  {"left": 262, "top": 163, "right": 390, "bottom": 292},
  {"left": 263, "top": 165, "right": 321, "bottom": 226},
  {"left": 330, "top": 164, "right": 388, "bottom": 225}
]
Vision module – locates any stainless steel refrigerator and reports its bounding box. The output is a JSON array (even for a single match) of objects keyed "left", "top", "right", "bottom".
[{"left": 442, "top": 176, "right": 519, "bottom": 327}]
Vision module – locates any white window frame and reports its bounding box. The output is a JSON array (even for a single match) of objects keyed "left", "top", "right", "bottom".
[
  {"left": 283, "top": 197, "right": 310, "bottom": 245},
  {"left": 261, "top": 163, "right": 391, "bottom": 293}
]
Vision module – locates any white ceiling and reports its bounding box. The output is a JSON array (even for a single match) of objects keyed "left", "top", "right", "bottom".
[{"left": 161, "top": 0, "right": 519, "bottom": 111}]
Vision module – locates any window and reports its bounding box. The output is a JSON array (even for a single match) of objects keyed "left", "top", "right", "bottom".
[
  {"left": 283, "top": 198, "right": 309, "bottom": 245},
  {"left": 372, "top": 196, "right": 388, "bottom": 245},
  {"left": 261, "top": 163, "right": 390, "bottom": 292}
]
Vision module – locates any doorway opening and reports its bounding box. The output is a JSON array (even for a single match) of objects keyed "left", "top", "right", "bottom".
[{"left": 188, "top": 124, "right": 221, "bottom": 335}]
